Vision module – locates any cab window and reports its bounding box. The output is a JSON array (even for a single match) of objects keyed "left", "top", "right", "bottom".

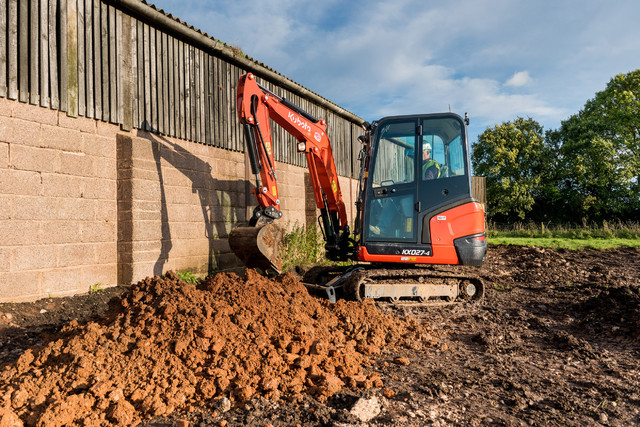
[
  {"left": 421, "top": 117, "right": 466, "bottom": 180},
  {"left": 371, "top": 121, "right": 416, "bottom": 188}
]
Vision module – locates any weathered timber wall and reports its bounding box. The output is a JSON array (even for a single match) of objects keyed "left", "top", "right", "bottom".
[{"left": 0, "top": 0, "right": 363, "bottom": 178}]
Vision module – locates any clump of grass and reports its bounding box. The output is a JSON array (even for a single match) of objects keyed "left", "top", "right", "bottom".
[
  {"left": 176, "top": 270, "right": 201, "bottom": 285},
  {"left": 493, "top": 283, "right": 512, "bottom": 292},
  {"left": 89, "top": 283, "right": 103, "bottom": 293},
  {"left": 280, "top": 224, "right": 327, "bottom": 272}
]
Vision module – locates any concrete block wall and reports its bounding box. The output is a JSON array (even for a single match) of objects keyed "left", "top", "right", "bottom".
[
  {"left": 0, "top": 98, "right": 118, "bottom": 302},
  {"left": 116, "top": 132, "right": 248, "bottom": 284},
  {"left": 116, "top": 132, "right": 357, "bottom": 285},
  {"left": 0, "top": 98, "right": 359, "bottom": 301}
]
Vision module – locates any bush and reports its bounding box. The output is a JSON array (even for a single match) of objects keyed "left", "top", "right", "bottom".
[{"left": 280, "top": 224, "right": 327, "bottom": 271}]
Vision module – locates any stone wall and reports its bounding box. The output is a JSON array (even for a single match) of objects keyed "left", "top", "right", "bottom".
[{"left": 0, "top": 97, "right": 358, "bottom": 302}]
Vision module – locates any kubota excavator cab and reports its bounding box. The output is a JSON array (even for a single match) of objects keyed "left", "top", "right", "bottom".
[{"left": 356, "top": 113, "right": 487, "bottom": 266}]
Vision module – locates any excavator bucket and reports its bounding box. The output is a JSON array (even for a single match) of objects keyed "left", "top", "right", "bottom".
[{"left": 228, "top": 222, "right": 285, "bottom": 273}]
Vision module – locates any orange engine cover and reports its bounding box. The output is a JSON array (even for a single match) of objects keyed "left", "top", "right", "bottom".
[{"left": 428, "top": 201, "right": 485, "bottom": 264}]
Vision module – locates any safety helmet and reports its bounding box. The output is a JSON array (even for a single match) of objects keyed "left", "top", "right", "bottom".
[{"left": 423, "top": 142, "right": 432, "bottom": 151}]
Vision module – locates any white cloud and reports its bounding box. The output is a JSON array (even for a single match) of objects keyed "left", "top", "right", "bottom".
[
  {"left": 505, "top": 71, "right": 532, "bottom": 88},
  {"left": 149, "top": 0, "right": 640, "bottom": 140}
]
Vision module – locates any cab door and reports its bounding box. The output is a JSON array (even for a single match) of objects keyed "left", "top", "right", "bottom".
[
  {"left": 417, "top": 114, "right": 473, "bottom": 242},
  {"left": 363, "top": 119, "right": 418, "bottom": 243}
]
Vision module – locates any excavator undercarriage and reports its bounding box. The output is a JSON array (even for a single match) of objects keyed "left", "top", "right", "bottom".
[{"left": 302, "top": 265, "right": 484, "bottom": 305}]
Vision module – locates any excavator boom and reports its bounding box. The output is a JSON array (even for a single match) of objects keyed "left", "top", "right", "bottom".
[{"left": 230, "top": 73, "right": 352, "bottom": 272}]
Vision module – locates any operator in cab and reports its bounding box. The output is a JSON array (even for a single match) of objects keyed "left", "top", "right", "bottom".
[{"left": 422, "top": 142, "right": 441, "bottom": 180}]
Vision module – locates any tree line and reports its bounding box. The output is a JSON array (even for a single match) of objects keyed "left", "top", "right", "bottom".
[{"left": 472, "top": 70, "right": 640, "bottom": 224}]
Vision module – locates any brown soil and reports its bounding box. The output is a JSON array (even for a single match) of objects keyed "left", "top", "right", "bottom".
[
  {"left": 0, "top": 270, "right": 433, "bottom": 426},
  {"left": 1, "top": 244, "right": 640, "bottom": 426}
]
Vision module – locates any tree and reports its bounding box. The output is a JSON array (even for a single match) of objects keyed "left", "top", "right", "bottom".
[
  {"left": 554, "top": 70, "right": 640, "bottom": 221},
  {"left": 472, "top": 118, "right": 550, "bottom": 222}
]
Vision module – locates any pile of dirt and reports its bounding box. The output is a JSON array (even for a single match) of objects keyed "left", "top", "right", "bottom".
[
  {"left": 494, "top": 246, "right": 640, "bottom": 341},
  {"left": 579, "top": 283, "right": 640, "bottom": 339},
  {"left": 0, "top": 270, "right": 436, "bottom": 426}
]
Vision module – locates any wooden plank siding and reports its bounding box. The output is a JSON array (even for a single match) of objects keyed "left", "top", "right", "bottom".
[
  {"left": 92, "top": 0, "right": 101, "bottom": 118},
  {"left": 7, "top": 0, "right": 19, "bottom": 100},
  {"left": 29, "top": 0, "right": 39, "bottom": 105},
  {"left": 472, "top": 176, "right": 487, "bottom": 206},
  {"left": 0, "top": 0, "right": 6, "bottom": 98},
  {"left": 0, "top": 0, "right": 360, "bottom": 178},
  {"left": 18, "top": 0, "right": 28, "bottom": 103},
  {"left": 99, "top": 1, "right": 108, "bottom": 120},
  {"left": 136, "top": 19, "right": 144, "bottom": 129},
  {"left": 84, "top": 0, "right": 93, "bottom": 117},
  {"left": 66, "top": 0, "right": 78, "bottom": 117},
  {"left": 77, "top": 0, "right": 85, "bottom": 116},
  {"left": 59, "top": 0, "right": 67, "bottom": 111}
]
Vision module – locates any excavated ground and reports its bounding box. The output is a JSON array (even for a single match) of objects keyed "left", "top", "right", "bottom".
[{"left": 1, "top": 244, "right": 639, "bottom": 426}]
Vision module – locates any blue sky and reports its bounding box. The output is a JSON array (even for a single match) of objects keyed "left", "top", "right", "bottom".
[{"left": 149, "top": 0, "right": 640, "bottom": 143}]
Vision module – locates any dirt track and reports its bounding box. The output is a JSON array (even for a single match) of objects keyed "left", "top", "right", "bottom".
[{"left": 1, "top": 244, "right": 639, "bottom": 426}]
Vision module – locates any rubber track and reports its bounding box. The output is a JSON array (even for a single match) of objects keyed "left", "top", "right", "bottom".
[{"left": 344, "top": 267, "right": 485, "bottom": 306}]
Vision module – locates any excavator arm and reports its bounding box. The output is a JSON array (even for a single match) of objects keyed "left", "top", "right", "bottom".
[{"left": 230, "top": 73, "right": 353, "bottom": 272}]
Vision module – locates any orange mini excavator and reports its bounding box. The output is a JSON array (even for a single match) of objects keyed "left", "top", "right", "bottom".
[{"left": 229, "top": 73, "right": 487, "bottom": 303}]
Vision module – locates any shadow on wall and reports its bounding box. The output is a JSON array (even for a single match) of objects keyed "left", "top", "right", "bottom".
[{"left": 135, "top": 123, "right": 249, "bottom": 276}]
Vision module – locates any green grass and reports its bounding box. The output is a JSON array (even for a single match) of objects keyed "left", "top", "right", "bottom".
[
  {"left": 489, "top": 236, "right": 640, "bottom": 249},
  {"left": 488, "top": 221, "right": 640, "bottom": 249},
  {"left": 493, "top": 282, "right": 512, "bottom": 291}
]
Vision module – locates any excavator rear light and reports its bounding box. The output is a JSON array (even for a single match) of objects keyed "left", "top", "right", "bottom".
[
  {"left": 453, "top": 233, "right": 487, "bottom": 266},
  {"left": 297, "top": 142, "right": 306, "bottom": 152}
]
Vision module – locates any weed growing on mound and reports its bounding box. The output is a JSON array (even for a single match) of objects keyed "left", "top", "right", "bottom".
[{"left": 175, "top": 270, "right": 201, "bottom": 285}]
